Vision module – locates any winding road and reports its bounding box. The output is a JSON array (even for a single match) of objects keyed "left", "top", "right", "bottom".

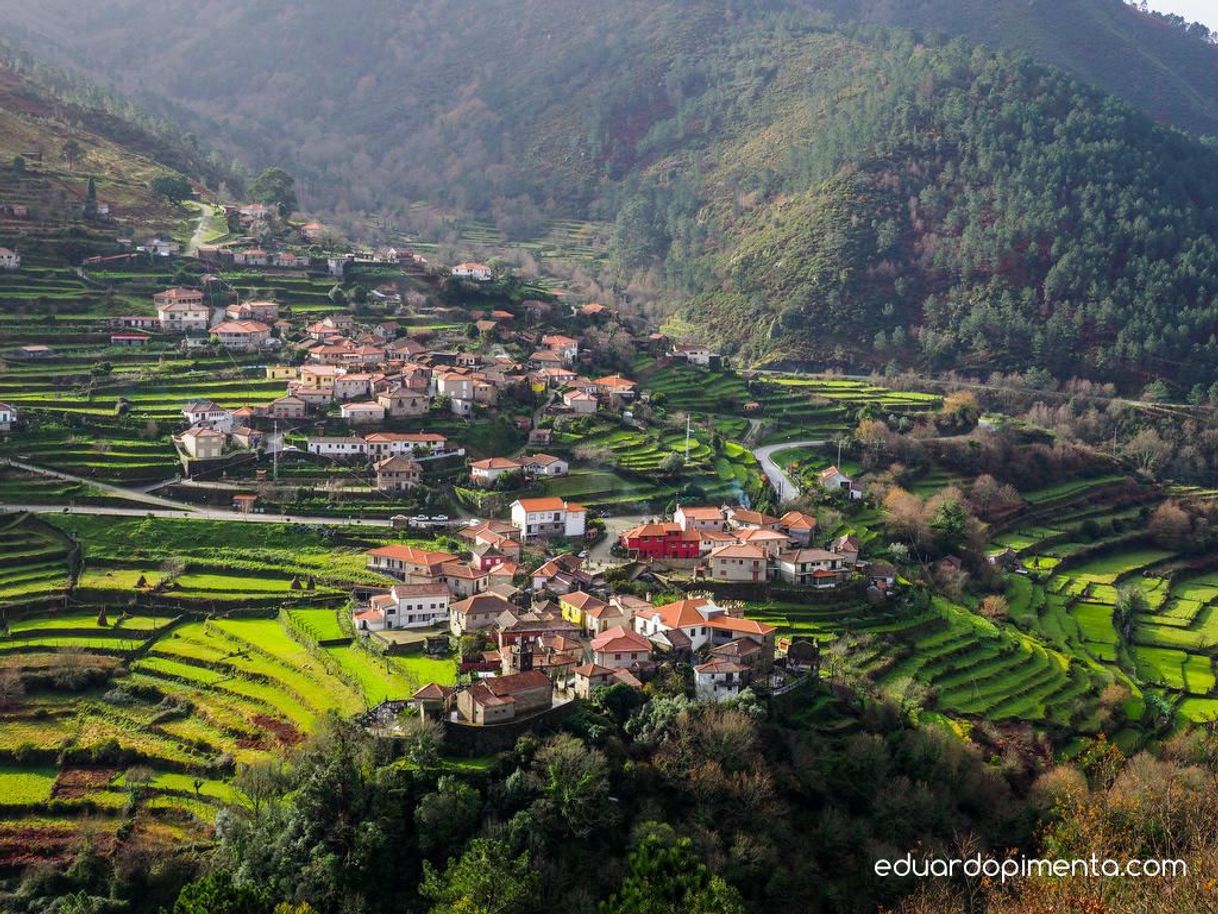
[{"left": 751, "top": 439, "right": 825, "bottom": 503}]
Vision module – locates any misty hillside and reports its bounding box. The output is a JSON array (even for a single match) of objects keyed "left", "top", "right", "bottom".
[{"left": 3, "top": 0, "right": 1218, "bottom": 390}]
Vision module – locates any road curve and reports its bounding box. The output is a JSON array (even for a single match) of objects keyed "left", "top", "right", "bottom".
[{"left": 751, "top": 439, "right": 825, "bottom": 503}]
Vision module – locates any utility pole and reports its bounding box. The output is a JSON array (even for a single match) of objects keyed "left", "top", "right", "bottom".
[
  {"left": 837, "top": 436, "right": 844, "bottom": 467},
  {"left": 685, "top": 414, "right": 692, "bottom": 462},
  {"left": 273, "top": 419, "right": 279, "bottom": 482}
]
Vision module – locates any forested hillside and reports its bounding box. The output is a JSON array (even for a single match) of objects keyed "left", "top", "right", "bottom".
[{"left": 3, "top": 1, "right": 1218, "bottom": 387}]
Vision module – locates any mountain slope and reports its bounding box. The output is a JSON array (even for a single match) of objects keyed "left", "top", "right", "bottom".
[
  {"left": 4, "top": 2, "right": 1218, "bottom": 390},
  {"left": 0, "top": 43, "right": 232, "bottom": 237},
  {"left": 813, "top": 0, "right": 1218, "bottom": 138}
]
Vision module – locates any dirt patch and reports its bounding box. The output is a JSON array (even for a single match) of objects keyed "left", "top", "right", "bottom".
[
  {"left": 0, "top": 825, "right": 117, "bottom": 871},
  {"left": 51, "top": 767, "right": 119, "bottom": 800},
  {"left": 252, "top": 714, "right": 303, "bottom": 747}
]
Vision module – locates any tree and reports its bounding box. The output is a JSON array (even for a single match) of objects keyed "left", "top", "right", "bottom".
[
  {"left": 529, "top": 732, "right": 612, "bottom": 837},
  {"left": 1148, "top": 500, "right": 1191, "bottom": 548},
  {"left": 249, "top": 166, "right": 298, "bottom": 217},
  {"left": 83, "top": 177, "right": 98, "bottom": 219},
  {"left": 601, "top": 834, "right": 746, "bottom": 914},
  {"left": 420, "top": 837, "right": 538, "bottom": 914},
  {"left": 171, "top": 870, "right": 270, "bottom": 914},
  {"left": 0, "top": 668, "right": 24, "bottom": 710},
  {"left": 978, "top": 595, "right": 1009, "bottom": 622},
  {"left": 151, "top": 173, "right": 193, "bottom": 204},
  {"left": 1124, "top": 428, "right": 1171, "bottom": 474},
  {"left": 414, "top": 776, "right": 482, "bottom": 854},
  {"left": 929, "top": 497, "right": 969, "bottom": 552},
  {"left": 61, "top": 138, "right": 82, "bottom": 170}
]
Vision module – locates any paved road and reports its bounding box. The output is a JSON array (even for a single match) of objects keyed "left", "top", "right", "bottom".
[
  {"left": 586, "top": 513, "right": 651, "bottom": 567},
  {"left": 0, "top": 503, "right": 394, "bottom": 527},
  {"left": 751, "top": 439, "right": 825, "bottom": 503}
]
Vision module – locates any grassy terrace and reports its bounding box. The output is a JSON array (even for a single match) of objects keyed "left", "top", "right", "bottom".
[
  {"left": 0, "top": 602, "right": 457, "bottom": 867},
  {"left": 0, "top": 514, "right": 72, "bottom": 611},
  {"left": 984, "top": 474, "right": 1218, "bottom": 736}
]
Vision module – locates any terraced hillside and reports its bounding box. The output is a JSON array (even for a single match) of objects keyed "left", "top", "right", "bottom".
[
  {"left": 0, "top": 515, "right": 459, "bottom": 871},
  {"left": 0, "top": 513, "right": 73, "bottom": 613}
]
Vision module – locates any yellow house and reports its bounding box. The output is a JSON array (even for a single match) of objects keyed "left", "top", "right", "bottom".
[
  {"left": 559, "top": 590, "right": 607, "bottom": 630},
  {"left": 265, "top": 364, "right": 299, "bottom": 380}
]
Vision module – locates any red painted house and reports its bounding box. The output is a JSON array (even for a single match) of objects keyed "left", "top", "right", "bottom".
[{"left": 619, "top": 522, "right": 701, "bottom": 560}]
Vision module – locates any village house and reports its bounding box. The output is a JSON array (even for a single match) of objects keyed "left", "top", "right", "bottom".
[
  {"left": 440, "top": 561, "right": 491, "bottom": 599},
  {"left": 590, "top": 625, "right": 652, "bottom": 670},
  {"left": 707, "top": 543, "right": 769, "bottom": 583},
  {"left": 775, "top": 548, "right": 850, "bottom": 588},
  {"left": 411, "top": 682, "right": 456, "bottom": 718},
  {"left": 541, "top": 334, "right": 579, "bottom": 364},
  {"left": 231, "top": 426, "right": 263, "bottom": 450},
  {"left": 674, "top": 505, "right": 726, "bottom": 532},
  {"left": 734, "top": 527, "right": 791, "bottom": 558},
  {"left": 634, "top": 597, "right": 723, "bottom": 653},
  {"left": 558, "top": 590, "right": 607, "bottom": 630},
  {"left": 226, "top": 300, "right": 279, "bottom": 322},
  {"left": 593, "top": 374, "right": 637, "bottom": 403},
  {"left": 0, "top": 246, "right": 21, "bottom": 270},
  {"left": 212, "top": 320, "right": 271, "bottom": 351},
  {"left": 469, "top": 457, "right": 523, "bottom": 487},
  {"left": 0, "top": 402, "right": 16, "bottom": 432},
  {"left": 583, "top": 599, "right": 632, "bottom": 637},
  {"left": 778, "top": 510, "right": 818, "bottom": 546},
  {"left": 450, "top": 592, "right": 517, "bottom": 636},
  {"left": 356, "top": 583, "right": 450, "bottom": 631},
  {"left": 694, "top": 658, "right": 748, "bottom": 701},
  {"left": 619, "top": 521, "right": 701, "bottom": 560},
  {"left": 181, "top": 400, "right": 233, "bottom": 432},
  {"left": 378, "top": 386, "right": 429, "bottom": 417},
  {"left": 109, "top": 332, "right": 149, "bottom": 347},
  {"left": 268, "top": 395, "right": 307, "bottom": 419},
  {"left": 510, "top": 497, "right": 587, "bottom": 541},
  {"left": 175, "top": 425, "right": 225, "bottom": 460},
  {"left": 830, "top": 534, "right": 861, "bottom": 566},
  {"left": 451, "top": 261, "right": 493, "bottom": 281},
  {"left": 365, "top": 545, "right": 457, "bottom": 581},
  {"left": 340, "top": 401, "right": 386, "bottom": 425},
  {"left": 307, "top": 436, "right": 367, "bottom": 458},
  {"left": 375, "top": 455, "right": 422, "bottom": 491},
  {"left": 364, "top": 431, "right": 454, "bottom": 461},
  {"left": 725, "top": 506, "right": 780, "bottom": 530},
  {"left": 562, "top": 389, "right": 598, "bottom": 414},
  {"left": 155, "top": 288, "right": 210, "bottom": 332},
  {"left": 572, "top": 663, "right": 641, "bottom": 698},
  {"left": 456, "top": 670, "right": 552, "bottom": 725},
  {"left": 521, "top": 453, "right": 568, "bottom": 477},
  {"left": 333, "top": 373, "right": 374, "bottom": 401},
  {"left": 819, "top": 465, "right": 863, "bottom": 499},
  {"left": 670, "top": 342, "right": 718, "bottom": 367}
]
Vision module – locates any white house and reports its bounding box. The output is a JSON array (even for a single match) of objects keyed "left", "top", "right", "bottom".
[
  {"left": 451, "top": 261, "right": 492, "bottom": 281},
  {"left": 633, "top": 597, "right": 721, "bottom": 652},
  {"left": 819, "top": 465, "right": 862, "bottom": 498},
  {"left": 694, "top": 658, "right": 747, "bottom": 701},
  {"left": 155, "top": 288, "right": 210, "bottom": 332},
  {"left": 522, "top": 453, "right": 568, "bottom": 477},
  {"left": 356, "top": 583, "right": 450, "bottom": 631},
  {"left": 671, "top": 342, "right": 715, "bottom": 366},
  {"left": 0, "top": 402, "right": 15, "bottom": 431},
  {"left": 470, "top": 457, "right": 523, "bottom": 486},
  {"left": 0, "top": 247, "right": 21, "bottom": 270},
  {"left": 181, "top": 400, "right": 233, "bottom": 432},
  {"left": 510, "top": 497, "right": 587, "bottom": 541},
  {"left": 674, "top": 505, "right": 725, "bottom": 532},
  {"left": 307, "top": 436, "right": 368, "bottom": 458}
]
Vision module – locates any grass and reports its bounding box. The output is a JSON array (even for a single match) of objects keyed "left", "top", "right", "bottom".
[{"left": 0, "top": 768, "right": 58, "bottom": 805}]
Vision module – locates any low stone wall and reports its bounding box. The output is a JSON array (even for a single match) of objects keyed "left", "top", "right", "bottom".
[{"left": 441, "top": 699, "right": 580, "bottom": 756}]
